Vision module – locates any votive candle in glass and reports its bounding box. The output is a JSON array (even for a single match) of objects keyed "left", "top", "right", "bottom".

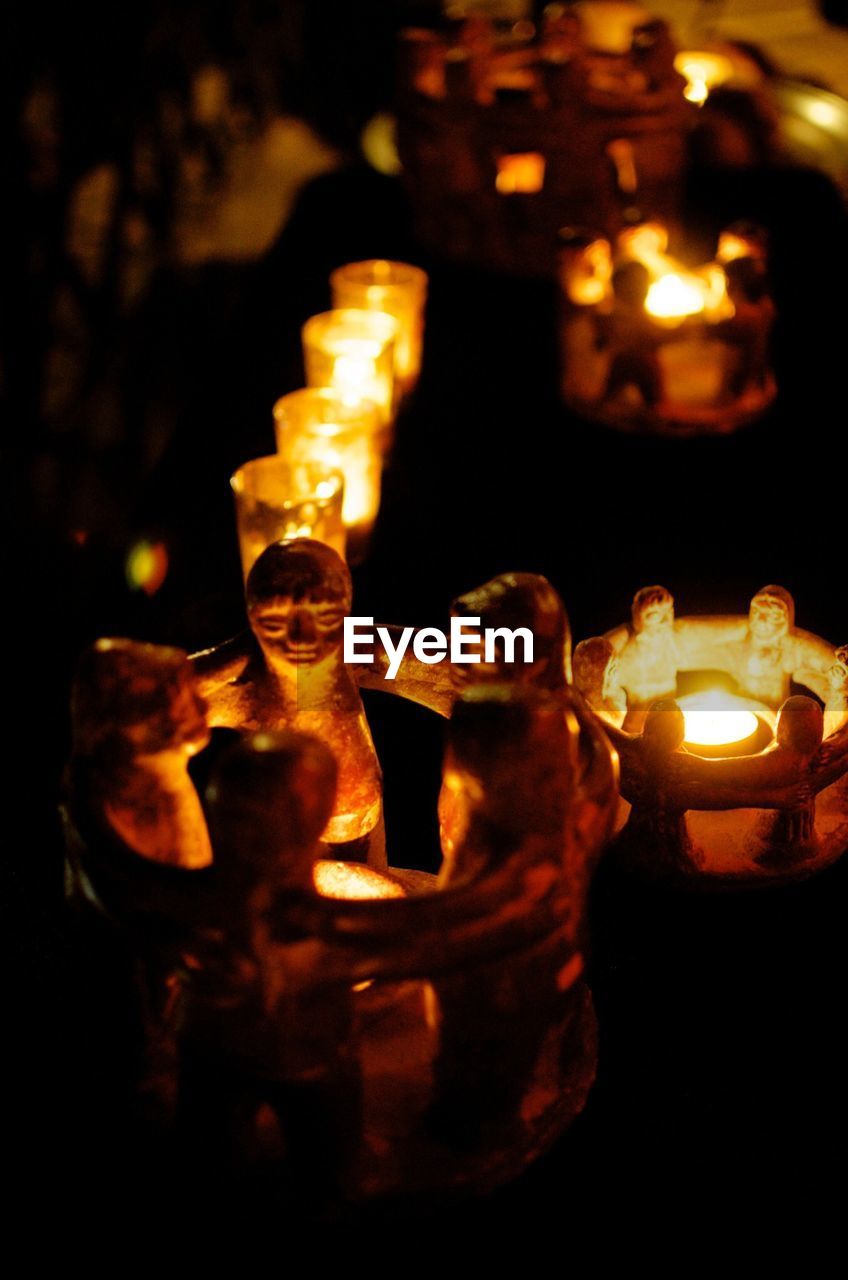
[
  {"left": 330, "top": 260, "right": 428, "bottom": 393},
  {"left": 273, "top": 388, "right": 383, "bottom": 563},
  {"left": 231, "top": 455, "right": 346, "bottom": 579},
  {"left": 301, "top": 308, "right": 398, "bottom": 437}
]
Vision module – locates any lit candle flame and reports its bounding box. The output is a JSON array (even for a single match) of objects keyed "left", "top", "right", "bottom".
[
  {"left": 314, "top": 859, "right": 405, "bottom": 899},
  {"left": 678, "top": 691, "right": 760, "bottom": 747},
  {"left": 644, "top": 272, "right": 706, "bottom": 321},
  {"left": 674, "top": 51, "right": 735, "bottom": 106}
]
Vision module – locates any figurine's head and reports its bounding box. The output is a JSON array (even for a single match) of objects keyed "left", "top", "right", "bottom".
[
  {"left": 828, "top": 645, "right": 848, "bottom": 694},
  {"left": 724, "top": 255, "right": 769, "bottom": 305},
  {"left": 632, "top": 585, "right": 674, "bottom": 636},
  {"left": 558, "top": 227, "right": 613, "bottom": 306},
  {"left": 443, "top": 685, "right": 573, "bottom": 875},
  {"left": 573, "top": 636, "right": 620, "bottom": 708},
  {"left": 206, "top": 730, "right": 337, "bottom": 889},
  {"left": 749, "top": 585, "right": 794, "bottom": 643},
  {"left": 449, "top": 572, "right": 570, "bottom": 694},
  {"left": 72, "top": 638, "right": 209, "bottom": 763},
  {"left": 642, "top": 699, "right": 686, "bottom": 756},
  {"left": 246, "top": 539, "right": 351, "bottom": 672},
  {"left": 776, "top": 696, "right": 823, "bottom": 757},
  {"left": 618, "top": 221, "right": 668, "bottom": 261},
  {"left": 613, "top": 260, "right": 652, "bottom": 309}
]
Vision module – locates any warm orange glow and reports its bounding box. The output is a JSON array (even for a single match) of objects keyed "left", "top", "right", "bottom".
[
  {"left": 678, "top": 691, "right": 760, "bottom": 747},
  {"left": 331, "top": 260, "right": 428, "bottom": 390},
  {"left": 230, "top": 456, "right": 346, "bottom": 578},
  {"left": 495, "top": 153, "right": 546, "bottom": 195},
  {"left": 274, "top": 390, "right": 383, "bottom": 553},
  {"left": 314, "top": 859, "right": 406, "bottom": 899},
  {"left": 674, "top": 51, "right": 735, "bottom": 105},
  {"left": 302, "top": 309, "right": 398, "bottom": 427},
  {"left": 645, "top": 272, "right": 706, "bottom": 321}
]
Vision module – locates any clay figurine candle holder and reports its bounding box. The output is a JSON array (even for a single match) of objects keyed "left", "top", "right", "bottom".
[
  {"left": 395, "top": 6, "right": 693, "bottom": 276},
  {"left": 62, "top": 547, "right": 618, "bottom": 1206},
  {"left": 558, "top": 220, "right": 776, "bottom": 435},
  {"left": 574, "top": 584, "right": 848, "bottom": 886}
]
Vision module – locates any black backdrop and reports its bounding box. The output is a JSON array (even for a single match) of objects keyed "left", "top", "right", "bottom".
[{"left": 8, "top": 149, "right": 848, "bottom": 1241}]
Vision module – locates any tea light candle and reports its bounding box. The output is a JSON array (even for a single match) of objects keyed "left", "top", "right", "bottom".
[
  {"left": 231, "top": 456, "right": 346, "bottom": 579},
  {"left": 302, "top": 308, "right": 398, "bottom": 434},
  {"left": 673, "top": 50, "right": 735, "bottom": 105},
  {"left": 330, "top": 261, "right": 428, "bottom": 394},
  {"left": 273, "top": 388, "right": 383, "bottom": 563},
  {"left": 676, "top": 689, "right": 773, "bottom": 756}
]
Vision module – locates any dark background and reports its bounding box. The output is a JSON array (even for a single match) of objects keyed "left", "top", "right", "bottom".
[{"left": 5, "top": 0, "right": 848, "bottom": 1243}]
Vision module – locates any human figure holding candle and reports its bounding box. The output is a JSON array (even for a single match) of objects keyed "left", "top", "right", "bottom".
[
  {"left": 427, "top": 687, "right": 589, "bottom": 1151},
  {"left": 614, "top": 585, "right": 678, "bottom": 717},
  {"left": 600, "top": 261, "right": 666, "bottom": 409},
  {"left": 191, "top": 539, "right": 385, "bottom": 865},
  {"left": 66, "top": 638, "right": 214, "bottom": 1126},
  {"left": 573, "top": 635, "right": 628, "bottom": 727},
  {"left": 754, "top": 697, "right": 823, "bottom": 868},
  {"left": 824, "top": 646, "right": 848, "bottom": 739},
  {"left": 617, "top": 700, "right": 705, "bottom": 876},
  {"left": 69, "top": 638, "right": 213, "bottom": 871},
  {"left": 716, "top": 256, "right": 775, "bottom": 399},
  {"left": 733, "top": 585, "right": 796, "bottom": 707}
]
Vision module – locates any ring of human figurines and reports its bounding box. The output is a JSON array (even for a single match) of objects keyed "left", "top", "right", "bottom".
[
  {"left": 574, "top": 583, "right": 848, "bottom": 885},
  {"left": 64, "top": 540, "right": 618, "bottom": 1202}
]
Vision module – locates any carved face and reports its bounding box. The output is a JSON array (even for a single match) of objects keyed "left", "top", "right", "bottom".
[
  {"left": 250, "top": 591, "right": 346, "bottom": 668},
  {"left": 749, "top": 596, "right": 789, "bottom": 643},
  {"left": 828, "top": 653, "right": 848, "bottom": 693},
  {"left": 637, "top": 599, "right": 673, "bottom": 635}
]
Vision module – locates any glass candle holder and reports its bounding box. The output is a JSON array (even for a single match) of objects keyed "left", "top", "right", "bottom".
[
  {"left": 273, "top": 388, "right": 383, "bottom": 563},
  {"left": 301, "top": 309, "right": 398, "bottom": 438},
  {"left": 231, "top": 456, "right": 346, "bottom": 579},
  {"left": 330, "top": 261, "right": 428, "bottom": 395}
]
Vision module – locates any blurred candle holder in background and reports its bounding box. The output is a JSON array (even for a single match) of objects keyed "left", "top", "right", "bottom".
[
  {"left": 330, "top": 260, "right": 428, "bottom": 395},
  {"left": 231, "top": 456, "right": 346, "bottom": 579},
  {"left": 557, "top": 220, "right": 776, "bottom": 436},
  {"left": 673, "top": 49, "right": 735, "bottom": 105},
  {"left": 575, "top": 584, "right": 848, "bottom": 886},
  {"left": 302, "top": 308, "right": 398, "bottom": 441},
  {"left": 274, "top": 388, "right": 383, "bottom": 564}
]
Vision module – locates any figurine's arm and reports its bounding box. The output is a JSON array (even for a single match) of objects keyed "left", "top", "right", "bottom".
[
  {"left": 351, "top": 623, "right": 455, "bottom": 718},
  {"left": 189, "top": 632, "right": 253, "bottom": 695},
  {"left": 673, "top": 616, "right": 748, "bottom": 671},
  {"left": 603, "top": 625, "right": 631, "bottom": 655},
  {"left": 280, "top": 857, "right": 568, "bottom": 986},
  {"left": 790, "top": 629, "right": 835, "bottom": 701},
  {"left": 667, "top": 748, "right": 810, "bottom": 811}
]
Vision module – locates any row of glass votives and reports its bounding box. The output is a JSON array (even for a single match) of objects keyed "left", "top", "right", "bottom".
[{"left": 232, "top": 259, "right": 428, "bottom": 577}]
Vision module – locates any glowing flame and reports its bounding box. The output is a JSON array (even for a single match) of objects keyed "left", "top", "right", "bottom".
[
  {"left": 314, "top": 859, "right": 405, "bottom": 900},
  {"left": 495, "top": 153, "right": 546, "bottom": 195},
  {"left": 674, "top": 51, "right": 735, "bottom": 106},
  {"left": 645, "top": 272, "right": 706, "bottom": 321},
  {"left": 678, "top": 691, "right": 759, "bottom": 747}
]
